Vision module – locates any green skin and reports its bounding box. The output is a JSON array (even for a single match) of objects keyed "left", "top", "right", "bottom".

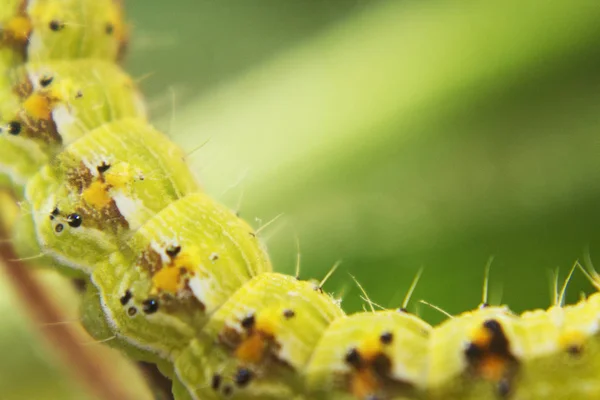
[
  {"left": 21, "top": 0, "right": 124, "bottom": 62},
  {"left": 0, "top": 0, "right": 24, "bottom": 89}
]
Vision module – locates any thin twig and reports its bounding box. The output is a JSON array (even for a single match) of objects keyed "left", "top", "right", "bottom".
[{"left": 0, "top": 225, "right": 135, "bottom": 400}]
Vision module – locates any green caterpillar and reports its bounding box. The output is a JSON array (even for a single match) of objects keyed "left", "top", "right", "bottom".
[{"left": 2, "top": 1, "right": 600, "bottom": 400}]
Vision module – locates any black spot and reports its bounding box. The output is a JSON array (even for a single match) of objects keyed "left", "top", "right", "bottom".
[
  {"left": 67, "top": 213, "right": 82, "bottom": 228},
  {"left": 567, "top": 344, "right": 583, "bottom": 356},
  {"left": 71, "top": 279, "right": 86, "bottom": 293},
  {"left": 479, "top": 302, "right": 490, "bottom": 309},
  {"left": 241, "top": 314, "right": 255, "bottom": 330},
  {"left": 211, "top": 374, "right": 221, "bottom": 390},
  {"left": 234, "top": 368, "right": 252, "bottom": 387},
  {"left": 75, "top": 90, "right": 83, "bottom": 99},
  {"left": 97, "top": 163, "right": 111, "bottom": 174},
  {"left": 142, "top": 298, "right": 159, "bottom": 314},
  {"left": 345, "top": 347, "right": 362, "bottom": 369},
  {"left": 127, "top": 307, "right": 137, "bottom": 317},
  {"left": 283, "top": 309, "right": 295, "bottom": 319},
  {"left": 397, "top": 307, "right": 408, "bottom": 313},
  {"left": 105, "top": 23, "right": 114, "bottom": 35},
  {"left": 372, "top": 353, "right": 392, "bottom": 377},
  {"left": 54, "top": 223, "right": 64, "bottom": 233},
  {"left": 120, "top": 290, "right": 132, "bottom": 306},
  {"left": 49, "top": 20, "right": 64, "bottom": 31},
  {"left": 7, "top": 121, "right": 21, "bottom": 135},
  {"left": 39, "top": 76, "right": 53, "bottom": 87},
  {"left": 483, "top": 319, "right": 502, "bottom": 335},
  {"left": 51, "top": 208, "right": 60, "bottom": 216},
  {"left": 464, "top": 342, "right": 483, "bottom": 360},
  {"left": 379, "top": 331, "right": 393, "bottom": 345},
  {"left": 497, "top": 377, "right": 511, "bottom": 398},
  {"left": 483, "top": 319, "right": 510, "bottom": 355},
  {"left": 222, "top": 384, "right": 233, "bottom": 396},
  {"left": 166, "top": 245, "right": 181, "bottom": 258}
]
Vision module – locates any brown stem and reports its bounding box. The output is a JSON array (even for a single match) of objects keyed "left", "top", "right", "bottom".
[
  {"left": 137, "top": 362, "right": 175, "bottom": 400},
  {"left": 0, "top": 226, "right": 136, "bottom": 400}
]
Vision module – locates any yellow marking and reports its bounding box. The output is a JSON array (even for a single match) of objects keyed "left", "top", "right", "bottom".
[
  {"left": 360, "top": 335, "right": 382, "bottom": 360},
  {"left": 152, "top": 266, "right": 182, "bottom": 293},
  {"left": 104, "top": 171, "right": 130, "bottom": 190},
  {"left": 169, "top": 252, "right": 194, "bottom": 270},
  {"left": 82, "top": 181, "right": 112, "bottom": 209},
  {"left": 23, "top": 93, "right": 52, "bottom": 120},
  {"left": 4, "top": 16, "right": 31, "bottom": 41},
  {"left": 471, "top": 326, "right": 492, "bottom": 348},
  {"left": 559, "top": 331, "right": 585, "bottom": 351}
]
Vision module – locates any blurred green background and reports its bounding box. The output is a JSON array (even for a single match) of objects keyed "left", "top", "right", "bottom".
[{"left": 4, "top": 0, "right": 600, "bottom": 398}]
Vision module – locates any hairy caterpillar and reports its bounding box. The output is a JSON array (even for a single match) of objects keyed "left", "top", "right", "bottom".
[{"left": 2, "top": 2, "right": 600, "bottom": 400}]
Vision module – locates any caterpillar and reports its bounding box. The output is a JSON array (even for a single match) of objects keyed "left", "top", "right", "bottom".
[{"left": 2, "top": 1, "right": 600, "bottom": 400}]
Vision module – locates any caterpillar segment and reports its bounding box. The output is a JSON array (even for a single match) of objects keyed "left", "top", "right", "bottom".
[
  {"left": 0, "top": 59, "right": 146, "bottom": 191},
  {"left": 86, "top": 192, "right": 272, "bottom": 361},
  {"left": 306, "top": 310, "right": 432, "bottom": 400},
  {"left": 424, "top": 298, "right": 600, "bottom": 400},
  {"left": 14, "top": 118, "right": 200, "bottom": 275},
  {"left": 0, "top": 0, "right": 126, "bottom": 67},
  {"left": 173, "top": 273, "right": 345, "bottom": 400}
]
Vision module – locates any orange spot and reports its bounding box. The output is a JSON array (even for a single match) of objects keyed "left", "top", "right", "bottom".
[
  {"left": 82, "top": 180, "right": 112, "bottom": 209},
  {"left": 351, "top": 369, "right": 379, "bottom": 399},
  {"left": 152, "top": 266, "right": 182, "bottom": 293},
  {"left": 5, "top": 16, "right": 31, "bottom": 41},
  {"left": 479, "top": 355, "right": 507, "bottom": 381},
  {"left": 235, "top": 334, "right": 267, "bottom": 364},
  {"left": 23, "top": 93, "right": 52, "bottom": 120}
]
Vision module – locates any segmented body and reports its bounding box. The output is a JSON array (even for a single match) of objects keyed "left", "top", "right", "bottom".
[{"left": 1, "top": 2, "right": 600, "bottom": 400}]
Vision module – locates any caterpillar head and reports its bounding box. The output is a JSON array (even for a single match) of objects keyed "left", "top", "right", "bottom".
[
  {"left": 21, "top": 119, "right": 199, "bottom": 273},
  {"left": 174, "top": 273, "right": 345, "bottom": 400},
  {"left": 89, "top": 193, "right": 273, "bottom": 360},
  {"left": 306, "top": 310, "right": 432, "bottom": 400}
]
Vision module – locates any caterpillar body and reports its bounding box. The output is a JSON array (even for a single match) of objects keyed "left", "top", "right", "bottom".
[{"left": 1, "top": 1, "right": 600, "bottom": 400}]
